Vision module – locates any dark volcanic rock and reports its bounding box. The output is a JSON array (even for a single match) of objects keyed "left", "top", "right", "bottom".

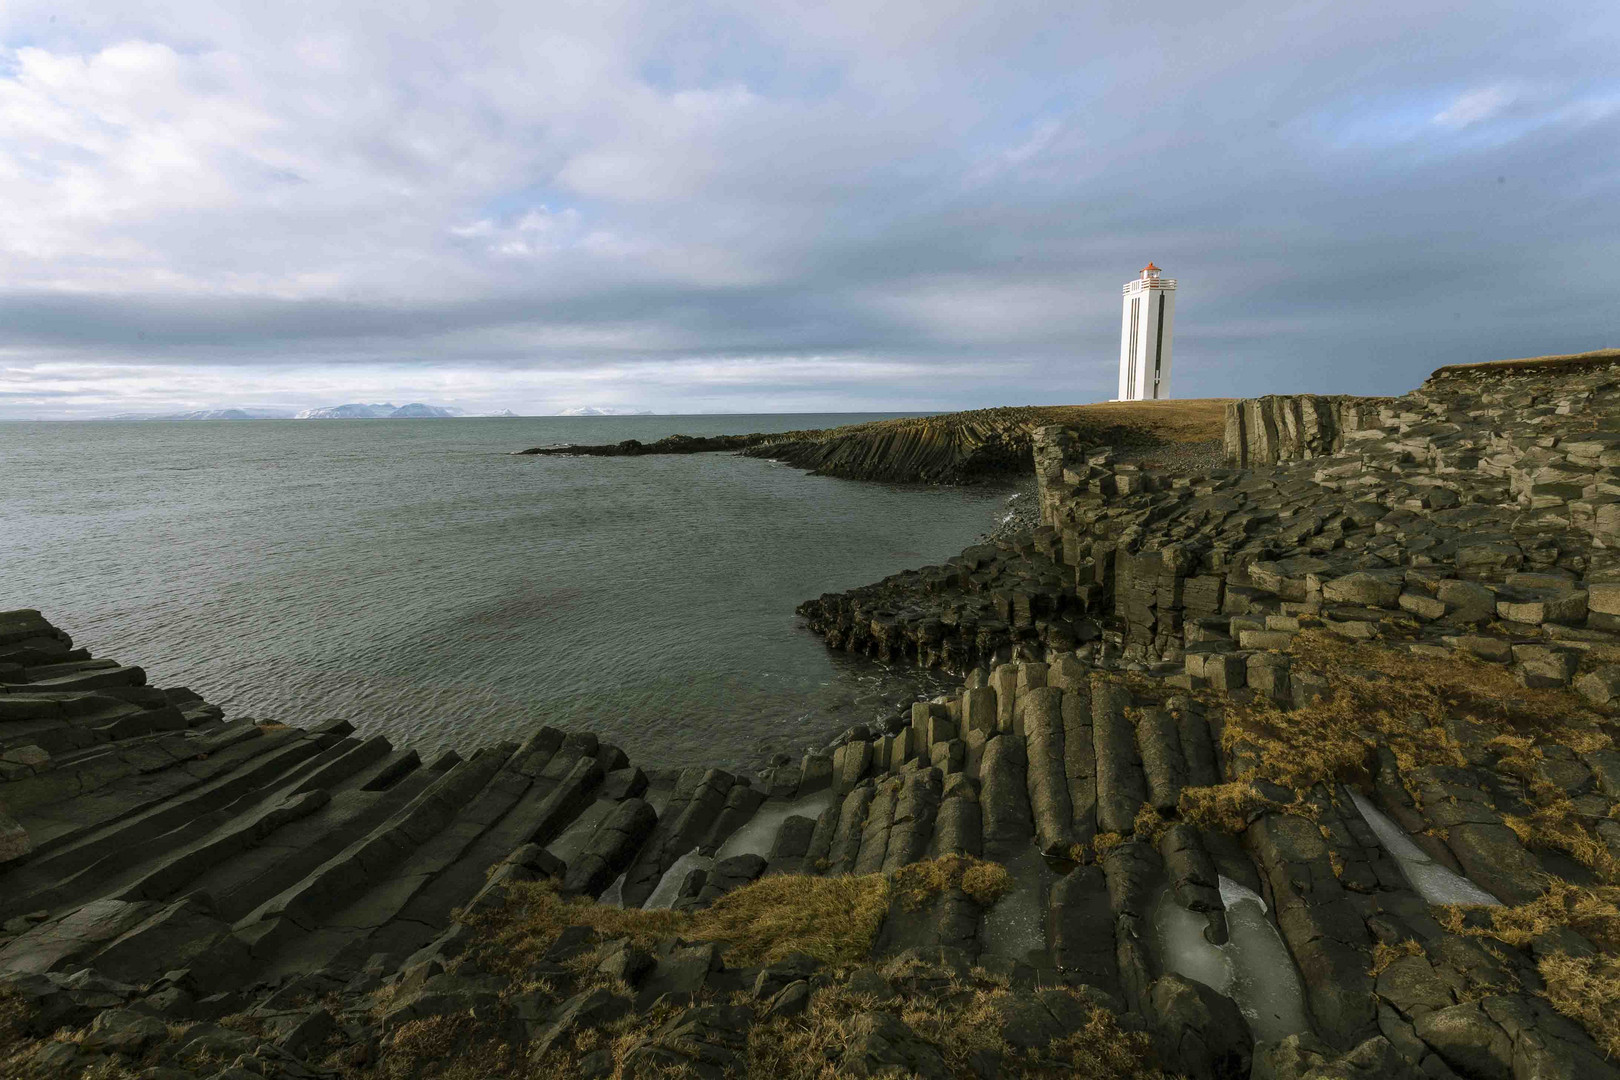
[
  {"left": 519, "top": 432, "right": 771, "bottom": 457},
  {"left": 1150, "top": 973, "right": 1253, "bottom": 1080}
]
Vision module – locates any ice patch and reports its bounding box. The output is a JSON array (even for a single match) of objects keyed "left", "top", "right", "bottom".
[
  {"left": 644, "top": 849, "right": 714, "bottom": 910},
  {"left": 1151, "top": 876, "right": 1312, "bottom": 1043},
  {"left": 715, "top": 790, "right": 834, "bottom": 861},
  {"left": 1347, "top": 789, "right": 1501, "bottom": 906},
  {"left": 1219, "top": 875, "right": 1266, "bottom": 913}
]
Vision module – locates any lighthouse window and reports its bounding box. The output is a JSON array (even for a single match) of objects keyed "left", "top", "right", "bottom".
[
  {"left": 1127, "top": 297, "right": 1140, "bottom": 395},
  {"left": 1152, "top": 294, "right": 1167, "bottom": 397}
]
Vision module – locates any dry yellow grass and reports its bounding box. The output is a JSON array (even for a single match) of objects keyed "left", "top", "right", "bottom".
[
  {"left": 745, "top": 977, "right": 1165, "bottom": 1080},
  {"left": 1073, "top": 831, "right": 1127, "bottom": 863},
  {"left": 1429, "top": 346, "right": 1620, "bottom": 378},
  {"left": 1051, "top": 398, "right": 1232, "bottom": 443},
  {"left": 1175, "top": 621, "right": 1620, "bottom": 1064},
  {"left": 0, "top": 990, "right": 34, "bottom": 1065},
  {"left": 1177, "top": 782, "right": 1291, "bottom": 834},
  {"left": 1368, "top": 939, "right": 1425, "bottom": 976},
  {"left": 891, "top": 851, "right": 1014, "bottom": 912},
  {"left": 1210, "top": 629, "right": 1613, "bottom": 793},
  {"left": 1132, "top": 802, "right": 1172, "bottom": 845},
  {"left": 1438, "top": 879, "right": 1620, "bottom": 952},
  {"left": 1176, "top": 632, "right": 1618, "bottom": 881},
  {"left": 470, "top": 855, "right": 1013, "bottom": 974},
  {"left": 369, "top": 888, "right": 1166, "bottom": 1080},
  {"left": 761, "top": 399, "right": 1230, "bottom": 469},
  {"left": 794, "top": 399, "right": 1230, "bottom": 446},
  {"left": 1536, "top": 952, "right": 1620, "bottom": 1058},
  {"left": 697, "top": 873, "right": 893, "bottom": 966}
]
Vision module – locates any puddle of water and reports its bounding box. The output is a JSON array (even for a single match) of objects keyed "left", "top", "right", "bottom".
[
  {"left": 979, "top": 846, "right": 1054, "bottom": 964},
  {"left": 1151, "top": 876, "right": 1312, "bottom": 1043},
  {"left": 715, "top": 790, "right": 834, "bottom": 861},
  {"left": 1346, "top": 790, "right": 1500, "bottom": 906}
]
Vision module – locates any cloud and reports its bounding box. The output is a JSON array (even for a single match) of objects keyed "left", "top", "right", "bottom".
[
  {"left": 1434, "top": 86, "right": 1517, "bottom": 128},
  {"left": 0, "top": 0, "right": 1616, "bottom": 417}
]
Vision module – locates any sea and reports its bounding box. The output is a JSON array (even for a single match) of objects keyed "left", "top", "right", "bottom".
[{"left": 0, "top": 415, "right": 1012, "bottom": 772}]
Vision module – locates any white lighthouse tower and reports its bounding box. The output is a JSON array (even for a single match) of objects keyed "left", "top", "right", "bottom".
[{"left": 1117, "top": 262, "right": 1176, "bottom": 401}]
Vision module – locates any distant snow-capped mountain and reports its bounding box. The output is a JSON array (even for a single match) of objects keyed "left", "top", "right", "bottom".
[
  {"left": 556, "top": 406, "right": 653, "bottom": 416},
  {"left": 94, "top": 408, "right": 294, "bottom": 421},
  {"left": 296, "top": 402, "right": 464, "bottom": 419},
  {"left": 295, "top": 402, "right": 396, "bottom": 419},
  {"left": 93, "top": 402, "right": 493, "bottom": 421},
  {"left": 388, "top": 403, "right": 464, "bottom": 418}
]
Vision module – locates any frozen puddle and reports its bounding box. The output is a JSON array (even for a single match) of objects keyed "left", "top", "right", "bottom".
[
  {"left": 1151, "top": 876, "right": 1312, "bottom": 1043},
  {"left": 979, "top": 846, "right": 1054, "bottom": 964},
  {"left": 715, "top": 790, "right": 834, "bottom": 861},
  {"left": 643, "top": 849, "right": 714, "bottom": 909},
  {"left": 1346, "top": 790, "right": 1501, "bottom": 906},
  {"left": 621, "top": 790, "right": 835, "bottom": 910}
]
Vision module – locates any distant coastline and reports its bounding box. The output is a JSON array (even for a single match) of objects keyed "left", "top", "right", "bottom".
[
  {"left": 519, "top": 401, "right": 1229, "bottom": 485},
  {"left": 88, "top": 402, "right": 498, "bottom": 421}
]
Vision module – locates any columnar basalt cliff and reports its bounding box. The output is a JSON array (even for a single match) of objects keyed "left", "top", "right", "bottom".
[
  {"left": 520, "top": 400, "right": 1229, "bottom": 486},
  {"left": 4, "top": 603, "right": 1618, "bottom": 1079},
  {"left": 1221, "top": 395, "right": 1391, "bottom": 468},
  {"left": 802, "top": 353, "right": 1620, "bottom": 680},
  {"left": 738, "top": 408, "right": 1048, "bottom": 484},
  {"left": 5, "top": 353, "right": 1620, "bottom": 1080}
]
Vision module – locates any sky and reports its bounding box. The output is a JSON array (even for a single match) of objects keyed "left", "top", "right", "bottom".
[{"left": 1, "top": 1, "right": 1617, "bottom": 418}]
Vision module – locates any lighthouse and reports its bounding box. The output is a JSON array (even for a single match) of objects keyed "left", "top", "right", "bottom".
[{"left": 1117, "top": 262, "right": 1176, "bottom": 401}]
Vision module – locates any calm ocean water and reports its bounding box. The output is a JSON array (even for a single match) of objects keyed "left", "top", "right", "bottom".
[{"left": 0, "top": 416, "right": 1007, "bottom": 770}]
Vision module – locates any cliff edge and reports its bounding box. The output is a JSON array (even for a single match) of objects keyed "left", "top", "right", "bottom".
[{"left": 521, "top": 399, "right": 1230, "bottom": 485}]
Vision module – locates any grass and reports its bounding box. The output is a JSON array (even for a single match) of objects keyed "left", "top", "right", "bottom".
[
  {"left": 1169, "top": 631, "right": 1618, "bottom": 880},
  {"left": 1132, "top": 802, "right": 1172, "bottom": 845},
  {"left": 740, "top": 398, "right": 1231, "bottom": 485},
  {"left": 0, "top": 857, "right": 1051, "bottom": 1080},
  {"left": 470, "top": 854, "right": 1011, "bottom": 975},
  {"left": 1052, "top": 398, "right": 1232, "bottom": 443},
  {"left": 1073, "top": 831, "right": 1127, "bottom": 863},
  {"left": 891, "top": 852, "right": 1014, "bottom": 911},
  {"left": 1367, "top": 939, "right": 1425, "bottom": 977},
  {"left": 1438, "top": 879, "right": 1620, "bottom": 953},
  {"left": 0, "top": 989, "right": 34, "bottom": 1063},
  {"left": 1158, "top": 628, "right": 1620, "bottom": 1061},
  {"left": 776, "top": 399, "right": 1231, "bottom": 447},
  {"left": 363, "top": 868, "right": 1163, "bottom": 1080},
  {"left": 1536, "top": 952, "right": 1620, "bottom": 1059},
  {"left": 695, "top": 872, "right": 894, "bottom": 966},
  {"left": 743, "top": 970, "right": 1165, "bottom": 1080},
  {"left": 1176, "top": 782, "right": 1292, "bottom": 834},
  {"left": 1209, "top": 629, "right": 1611, "bottom": 792},
  {"left": 1429, "top": 347, "right": 1620, "bottom": 378}
]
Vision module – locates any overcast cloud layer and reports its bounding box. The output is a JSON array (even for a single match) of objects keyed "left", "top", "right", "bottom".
[{"left": 2, "top": 1, "right": 1617, "bottom": 418}]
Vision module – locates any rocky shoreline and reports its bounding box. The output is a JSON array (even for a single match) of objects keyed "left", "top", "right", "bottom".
[
  {"left": 519, "top": 432, "right": 773, "bottom": 459},
  {"left": 518, "top": 401, "right": 1229, "bottom": 486},
  {"left": 3, "top": 352, "right": 1619, "bottom": 1079}
]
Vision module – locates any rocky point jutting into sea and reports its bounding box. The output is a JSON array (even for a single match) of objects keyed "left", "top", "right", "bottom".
[{"left": 3, "top": 349, "right": 1620, "bottom": 1080}]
